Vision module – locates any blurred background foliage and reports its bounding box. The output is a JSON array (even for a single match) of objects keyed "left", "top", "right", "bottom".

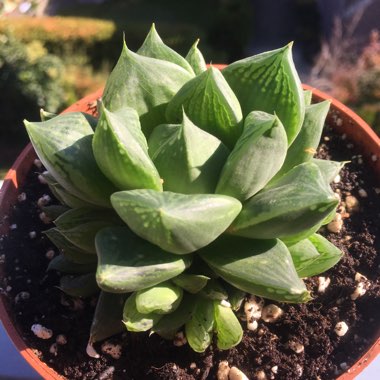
[{"left": 0, "top": 0, "right": 380, "bottom": 177}]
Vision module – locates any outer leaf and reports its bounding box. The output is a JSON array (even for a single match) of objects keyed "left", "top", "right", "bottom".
[
  {"left": 123, "top": 293, "right": 162, "bottom": 332},
  {"left": 199, "top": 279, "right": 228, "bottom": 301},
  {"left": 216, "top": 111, "right": 287, "bottom": 201},
  {"left": 41, "top": 205, "right": 69, "bottom": 220},
  {"left": 172, "top": 274, "right": 209, "bottom": 294},
  {"left": 111, "top": 190, "right": 242, "bottom": 255},
  {"left": 306, "top": 233, "right": 343, "bottom": 277},
  {"left": 166, "top": 66, "right": 243, "bottom": 148},
  {"left": 222, "top": 44, "right": 305, "bottom": 145},
  {"left": 47, "top": 254, "right": 97, "bottom": 274},
  {"left": 135, "top": 281, "right": 183, "bottom": 314},
  {"left": 102, "top": 41, "right": 192, "bottom": 136},
  {"left": 275, "top": 100, "right": 330, "bottom": 178},
  {"left": 90, "top": 291, "right": 128, "bottom": 344},
  {"left": 152, "top": 294, "right": 195, "bottom": 339},
  {"left": 287, "top": 238, "right": 320, "bottom": 277},
  {"left": 95, "top": 227, "right": 191, "bottom": 293},
  {"left": 280, "top": 222, "right": 323, "bottom": 247},
  {"left": 185, "top": 39, "right": 207, "bottom": 75},
  {"left": 224, "top": 283, "right": 245, "bottom": 311},
  {"left": 214, "top": 301, "right": 243, "bottom": 350},
  {"left": 42, "top": 172, "right": 94, "bottom": 209},
  {"left": 230, "top": 162, "right": 338, "bottom": 239},
  {"left": 55, "top": 207, "right": 122, "bottom": 253},
  {"left": 148, "top": 113, "right": 229, "bottom": 194},
  {"left": 185, "top": 297, "right": 214, "bottom": 352},
  {"left": 44, "top": 228, "right": 97, "bottom": 264},
  {"left": 137, "top": 24, "right": 194, "bottom": 75},
  {"left": 200, "top": 236, "right": 310, "bottom": 302},
  {"left": 93, "top": 106, "right": 162, "bottom": 191},
  {"left": 24, "top": 113, "right": 116, "bottom": 207},
  {"left": 303, "top": 89, "right": 313, "bottom": 106},
  {"left": 60, "top": 273, "right": 99, "bottom": 298},
  {"left": 313, "top": 159, "right": 347, "bottom": 184}
]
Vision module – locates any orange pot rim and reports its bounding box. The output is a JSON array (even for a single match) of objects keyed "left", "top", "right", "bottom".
[{"left": 0, "top": 86, "right": 379, "bottom": 380}]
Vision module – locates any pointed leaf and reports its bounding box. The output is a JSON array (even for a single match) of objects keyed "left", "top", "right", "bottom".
[
  {"left": 60, "top": 273, "right": 99, "bottom": 298},
  {"left": 95, "top": 227, "right": 191, "bottom": 293},
  {"left": 280, "top": 221, "right": 323, "bottom": 247},
  {"left": 172, "top": 274, "right": 209, "bottom": 294},
  {"left": 42, "top": 172, "right": 94, "bottom": 209},
  {"left": 230, "top": 162, "right": 338, "bottom": 239},
  {"left": 135, "top": 281, "right": 183, "bottom": 314},
  {"left": 44, "top": 228, "right": 97, "bottom": 264},
  {"left": 148, "top": 113, "right": 229, "bottom": 194},
  {"left": 275, "top": 100, "right": 330, "bottom": 178},
  {"left": 24, "top": 113, "right": 116, "bottom": 207},
  {"left": 137, "top": 24, "right": 194, "bottom": 75},
  {"left": 306, "top": 233, "right": 343, "bottom": 277},
  {"left": 47, "top": 254, "right": 97, "bottom": 274},
  {"left": 55, "top": 208, "right": 122, "bottom": 253},
  {"left": 303, "top": 89, "right": 313, "bottom": 106},
  {"left": 111, "top": 190, "right": 242, "bottom": 254},
  {"left": 152, "top": 294, "right": 195, "bottom": 339},
  {"left": 313, "top": 159, "right": 347, "bottom": 184},
  {"left": 123, "top": 293, "right": 162, "bottom": 332},
  {"left": 93, "top": 106, "right": 162, "bottom": 191},
  {"left": 41, "top": 205, "right": 70, "bottom": 220},
  {"left": 185, "top": 39, "right": 207, "bottom": 75},
  {"left": 214, "top": 301, "right": 243, "bottom": 350},
  {"left": 102, "top": 42, "right": 192, "bottom": 136},
  {"left": 287, "top": 238, "right": 320, "bottom": 276},
  {"left": 222, "top": 44, "right": 305, "bottom": 145},
  {"left": 200, "top": 236, "right": 310, "bottom": 302},
  {"left": 166, "top": 66, "right": 243, "bottom": 148},
  {"left": 40, "top": 109, "right": 57, "bottom": 121},
  {"left": 216, "top": 111, "right": 287, "bottom": 200},
  {"left": 199, "top": 279, "right": 228, "bottom": 301},
  {"left": 185, "top": 297, "right": 214, "bottom": 352},
  {"left": 224, "top": 283, "right": 245, "bottom": 311},
  {"left": 90, "top": 291, "right": 128, "bottom": 343}
]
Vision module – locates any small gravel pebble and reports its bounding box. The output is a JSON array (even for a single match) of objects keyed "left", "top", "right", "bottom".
[
  {"left": 31, "top": 324, "right": 53, "bottom": 339},
  {"left": 101, "top": 341, "right": 122, "bottom": 359},
  {"left": 229, "top": 366, "right": 249, "bottom": 380},
  {"left": 327, "top": 213, "right": 343, "bottom": 233},
  {"left": 56, "top": 334, "right": 67, "bottom": 345},
  {"left": 217, "top": 360, "right": 230, "bottom": 380},
  {"left": 17, "top": 192, "right": 27, "bottom": 202},
  {"left": 261, "top": 304, "right": 283, "bottom": 323},
  {"left": 173, "top": 331, "right": 187, "bottom": 347}
]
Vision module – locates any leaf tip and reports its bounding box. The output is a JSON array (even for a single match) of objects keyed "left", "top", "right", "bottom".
[
  {"left": 287, "top": 41, "right": 294, "bottom": 49},
  {"left": 192, "top": 38, "right": 200, "bottom": 48}
]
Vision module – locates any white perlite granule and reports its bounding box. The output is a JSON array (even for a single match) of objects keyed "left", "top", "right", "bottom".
[
  {"left": 318, "top": 277, "right": 331, "bottom": 293},
  {"left": 334, "top": 321, "right": 349, "bottom": 337}
]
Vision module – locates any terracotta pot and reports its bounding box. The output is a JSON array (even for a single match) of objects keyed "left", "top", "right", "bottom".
[{"left": 0, "top": 87, "right": 379, "bottom": 380}]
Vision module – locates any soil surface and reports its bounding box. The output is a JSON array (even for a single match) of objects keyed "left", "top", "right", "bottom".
[{"left": 0, "top": 125, "right": 379, "bottom": 380}]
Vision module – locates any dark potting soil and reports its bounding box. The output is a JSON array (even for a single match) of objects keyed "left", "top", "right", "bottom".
[{"left": 0, "top": 125, "right": 379, "bottom": 380}]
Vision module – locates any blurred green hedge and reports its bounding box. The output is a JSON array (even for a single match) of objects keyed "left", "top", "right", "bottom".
[
  {"left": 0, "top": 17, "right": 221, "bottom": 68},
  {"left": 0, "top": 33, "right": 66, "bottom": 145}
]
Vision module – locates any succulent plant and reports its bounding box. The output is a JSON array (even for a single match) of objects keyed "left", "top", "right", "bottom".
[{"left": 24, "top": 24, "right": 343, "bottom": 353}]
